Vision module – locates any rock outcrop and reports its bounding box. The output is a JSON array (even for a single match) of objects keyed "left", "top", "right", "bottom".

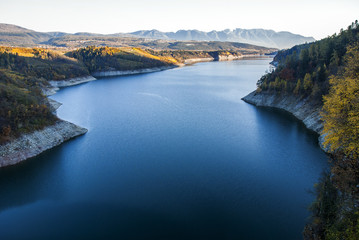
[
  {"left": 44, "top": 76, "right": 97, "bottom": 96},
  {"left": 92, "top": 66, "right": 177, "bottom": 77},
  {"left": 183, "top": 58, "right": 215, "bottom": 64},
  {"left": 0, "top": 120, "right": 87, "bottom": 167},
  {"left": 49, "top": 76, "right": 97, "bottom": 88}
]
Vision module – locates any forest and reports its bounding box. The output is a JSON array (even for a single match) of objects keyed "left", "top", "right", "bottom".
[
  {"left": 255, "top": 21, "right": 359, "bottom": 239},
  {"left": 0, "top": 47, "right": 94, "bottom": 143},
  {"left": 0, "top": 68, "right": 56, "bottom": 144},
  {"left": 67, "top": 46, "right": 249, "bottom": 72},
  {"left": 257, "top": 21, "right": 359, "bottom": 104},
  {"left": 67, "top": 46, "right": 178, "bottom": 73}
]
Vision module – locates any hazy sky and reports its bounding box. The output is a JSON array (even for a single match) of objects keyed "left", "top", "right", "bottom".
[{"left": 1, "top": 0, "right": 358, "bottom": 40}]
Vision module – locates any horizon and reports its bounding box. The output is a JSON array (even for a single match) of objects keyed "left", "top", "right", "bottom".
[
  {"left": 0, "top": 22, "right": 319, "bottom": 38},
  {"left": 1, "top": 0, "right": 358, "bottom": 40}
]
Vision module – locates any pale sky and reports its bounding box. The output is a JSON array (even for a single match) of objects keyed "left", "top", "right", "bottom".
[{"left": 0, "top": 0, "right": 358, "bottom": 40}]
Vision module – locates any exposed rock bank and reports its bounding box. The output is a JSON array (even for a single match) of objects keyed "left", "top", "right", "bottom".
[
  {"left": 92, "top": 66, "right": 177, "bottom": 77},
  {"left": 49, "top": 76, "right": 97, "bottom": 88},
  {"left": 184, "top": 58, "right": 215, "bottom": 64},
  {"left": 0, "top": 120, "right": 87, "bottom": 167},
  {"left": 44, "top": 76, "right": 97, "bottom": 96},
  {"left": 217, "top": 55, "right": 242, "bottom": 61},
  {"left": 242, "top": 91, "right": 327, "bottom": 150}
]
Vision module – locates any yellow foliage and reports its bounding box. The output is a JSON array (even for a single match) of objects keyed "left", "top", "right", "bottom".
[
  {"left": 0, "top": 46, "right": 64, "bottom": 59},
  {"left": 322, "top": 44, "right": 359, "bottom": 158},
  {"left": 131, "top": 48, "right": 178, "bottom": 64}
]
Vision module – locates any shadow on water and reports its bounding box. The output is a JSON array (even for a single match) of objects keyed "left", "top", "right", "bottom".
[
  {"left": 0, "top": 137, "right": 84, "bottom": 213},
  {"left": 254, "top": 105, "right": 321, "bottom": 146}
]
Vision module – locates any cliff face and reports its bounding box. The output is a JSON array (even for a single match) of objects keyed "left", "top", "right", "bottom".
[
  {"left": 0, "top": 120, "right": 87, "bottom": 167},
  {"left": 92, "top": 65, "right": 177, "bottom": 77},
  {"left": 242, "top": 91, "right": 327, "bottom": 150},
  {"left": 42, "top": 76, "right": 97, "bottom": 96}
]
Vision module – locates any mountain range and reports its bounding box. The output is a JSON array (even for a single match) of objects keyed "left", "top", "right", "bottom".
[
  {"left": 130, "top": 29, "right": 315, "bottom": 49},
  {"left": 0, "top": 23, "right": 315, "bottom": 49}
]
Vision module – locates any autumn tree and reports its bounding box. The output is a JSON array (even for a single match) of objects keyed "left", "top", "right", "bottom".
[
  {"left": 293, "top": 79, "right": 302, "bottom": 95},
  {"left": 322, "top": 44, "right": 359, "bottom": 159},
  {"left": 303, "top": 73, "right": 313, "bottom": 92}
]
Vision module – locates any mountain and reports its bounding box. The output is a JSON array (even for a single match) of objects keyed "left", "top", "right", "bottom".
[
  {"left": 0, "top": 23, "right": 312, "bottom": 50},
  {"left": 0, "top": 23, "right": 52, "bottom": 46},
  {"left": 0, "top": 23, "right": 32, "bottom": 33},
  {"left": 130, "top": 28, "right": 315, "bottom": 49}
]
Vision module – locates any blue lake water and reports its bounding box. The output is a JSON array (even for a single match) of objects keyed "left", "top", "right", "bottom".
[{"left": 0, "top": 58, "right": 327, "bottom": 239}]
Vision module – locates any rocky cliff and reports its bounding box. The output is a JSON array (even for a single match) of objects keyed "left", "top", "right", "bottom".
[
  {"left": 0, "top": 120, "right": 87, "bottom": 167},
  {"left": 92, "top": 66, "right": 177, "bottom": 77}
]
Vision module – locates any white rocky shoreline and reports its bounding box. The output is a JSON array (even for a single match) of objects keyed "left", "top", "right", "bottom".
[
  {"left": 92, "top": 65, "right": 177, "bottom": 77},
  {"left": 0, "top": 120, "right": 87, "bottom": 167}
]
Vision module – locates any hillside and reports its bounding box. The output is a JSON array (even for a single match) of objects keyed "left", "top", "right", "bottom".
[
  {"left": 0, "top": 47, "right": 90, "bottom": 143},
  {"left": 130, "top": 28, "right": 315, "bottom": 49},
  {"left": 47, "top": 34, "right": 276, "bottom": 52},
  {"left": 67, "top": 46, "right": 178, "bottom": 73},
  {"left": 243, "top": 21, "right": 359, "bottom": 239},
  {"left": 0, "top": 23, "right": 52, "bottom": 46}
]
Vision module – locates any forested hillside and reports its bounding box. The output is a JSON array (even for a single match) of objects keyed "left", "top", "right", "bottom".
[
  {"left": 254, "top": 21, "right": 359, "bottom": 239},
  {"left": 0, "top": 47, "right": 89, "bottom": 80},
  {"left": 257, "top": 21, "right": 359, "bottom": 104},
  {"left": 147, "top": 49, "right": 243, "bottom": 62},
  {"left": 67, "top": 46, "right": 178, "bottom": 73},
  {"left": 0, "top": 47, "right": 94, "bottom": 144}
]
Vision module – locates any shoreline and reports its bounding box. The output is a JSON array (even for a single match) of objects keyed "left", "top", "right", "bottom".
[
  {"left": 43, "top": 75, "right": 97, "bottom": 96},
  {"left": 92, "top": 65, "right": 178, "bottom": 78},
  {"left": 183, "top": 58, "right": 215, "bottom": 64},
  {"left": 0, "top": 120, "right": 87, "bottom": 167}
]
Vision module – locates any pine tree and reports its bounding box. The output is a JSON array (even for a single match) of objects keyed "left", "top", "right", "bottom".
[
  {"left": 293, "top": 79, "right": 302, "bottom": 95},
  {"left": 303, "top": 73, "right": 313, "bottom": 92}
]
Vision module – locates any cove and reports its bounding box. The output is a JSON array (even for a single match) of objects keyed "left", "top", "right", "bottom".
[{"left": 0, "top": 58, "right": 327, "bottom": 240}]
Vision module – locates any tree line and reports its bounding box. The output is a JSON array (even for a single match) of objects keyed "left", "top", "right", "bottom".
[
  {"left": 257, "top": 21, "right": 359, "bottom": 105},
  {"left": 67, "top": 46, "right": 175, "bottom": 73}
]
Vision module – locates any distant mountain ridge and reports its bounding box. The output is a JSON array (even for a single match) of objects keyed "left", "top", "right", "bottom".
[
  {"left": 0, "top": 23, "right": 53, "bottom": 46},
  {"left": 130, "top": 29, "right": 315, "bottom": 49},
  {"left": 0, "top": 23, "right": 314, "bottom": 49}
]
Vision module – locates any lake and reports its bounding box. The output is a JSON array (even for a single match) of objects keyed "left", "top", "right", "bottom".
[{"left": 0, "top": 58, "right": 327, "bottom": 239}]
